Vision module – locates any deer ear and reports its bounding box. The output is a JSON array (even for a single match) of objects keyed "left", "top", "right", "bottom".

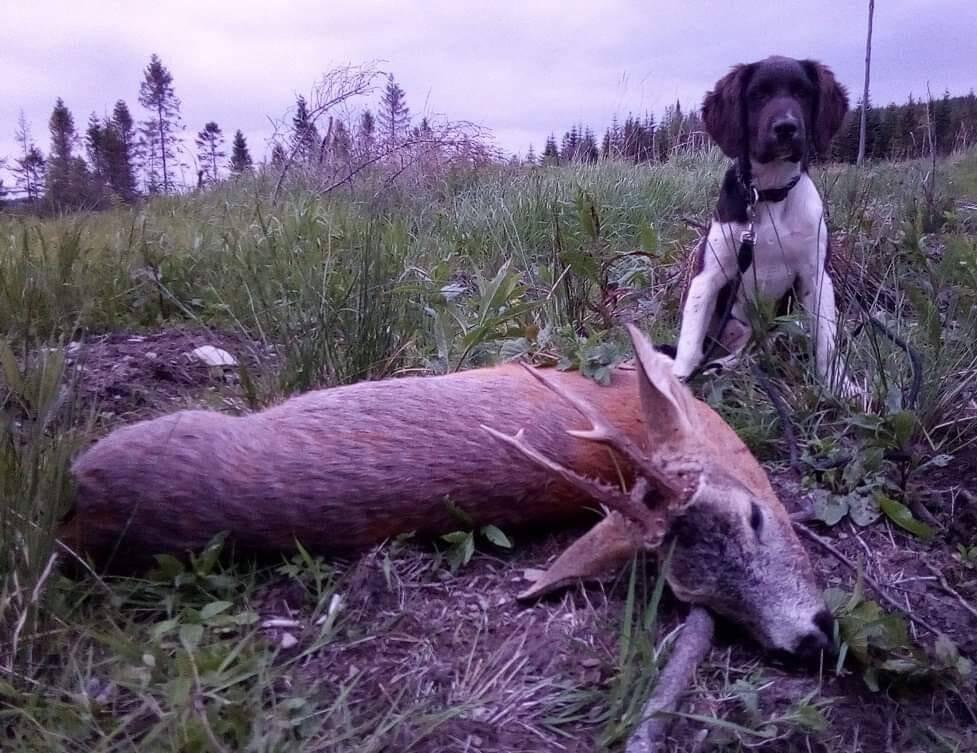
[{"left": 625, "top": 323, "right": 700, "bottom": 445}]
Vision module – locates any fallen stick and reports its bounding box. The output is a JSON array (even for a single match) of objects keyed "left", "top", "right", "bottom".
[
  {"left": 626, "top": 606, "right": 715, "bottom": 753},
  {"left": 793, "top": 522, "right": 943, "bottom": 637}
]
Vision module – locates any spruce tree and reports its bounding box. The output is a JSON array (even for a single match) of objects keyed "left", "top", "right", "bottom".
[
  {"left": 85, "top": 113, "right": 107, "bottom": 182},
  {"left": 109, "top": 100, "right": 137, "bottom": 200},
  {"left": 542, "top": 135, "right": 559, "bottom": 165},
  {"left": 47, "top": 97, "right": 78, "bottom": 207},
  {"left": 195, "top": 121, "right": 225, "bottom": 183},
  {"left": 329, "top": 121, "right": 351, "bottom": 166},
  {"left": 933, "top": 90, "right": 953, "bottom": 154},
  {"left": 376, "top": 75, "right": 410, "bottom": 146},
  {"left": 12, "top": 112, "right": 46, "bottom": 203},
  {"left": 271, "top": 143, "right": 287, "bottom": 168},
  {"left": 138, "top": 54, "right": 183, "bottom": 192},
  {"left": 292, "top": 95, "right": 320, "bottom": 162},
  {"left": 229, "top": 130, "right": 253, "bottom": 174},
  {"left": 358, "top": 109, "right": 376, "bottom": 158}
]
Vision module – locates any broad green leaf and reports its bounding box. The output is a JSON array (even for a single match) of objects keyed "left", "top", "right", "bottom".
[
  {"left": 887, "top": 411, "right": 917, "bottom": 447},
  {"left": 878, "top": 495, "right": 935, "bottom": 540},
  {"left": 849, "top": 493, "right": 881, "bottom": 527},
  {"left": 812, "top": 489, "right": 848, "bottom": 526},
  {"left": 166, "top": 676, "right": 192, "bottom": 707},
  {"left": 440, "top": 531, "right": 470, "bottom": 545},
  {"left": 481, "top": 524, "right": 512, "bottom": 549},
  {"left": 179, "top": 623, "right": 204, "bottom": 653},
  {"left": 200, "top": 601, "right": 233, "bottom": 621}
]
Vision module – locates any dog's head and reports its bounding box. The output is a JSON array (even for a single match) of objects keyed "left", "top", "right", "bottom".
[{"left": 702, "top": 56, "right": 849, "bottom": 164}]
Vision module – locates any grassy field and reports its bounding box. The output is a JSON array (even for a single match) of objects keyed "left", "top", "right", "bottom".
[{"left": 2, "top": 148, "right": 976, "bottom": 751}]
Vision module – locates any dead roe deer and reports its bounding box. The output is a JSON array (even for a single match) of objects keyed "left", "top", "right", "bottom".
[{"left": 61, "top": 324, "right": 834, "bottom": 658}]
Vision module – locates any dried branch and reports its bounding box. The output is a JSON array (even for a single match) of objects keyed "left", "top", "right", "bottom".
[
  {"left": 793, "top": 522, "right": 943, "bottom": 636},
  {"left": 626, "top": 607, "right": 715, "bottom": 753}
]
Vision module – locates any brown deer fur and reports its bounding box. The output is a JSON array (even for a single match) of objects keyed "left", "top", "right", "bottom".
[{"left": 61, "top": 325, "right": 833, "bottom": 657}]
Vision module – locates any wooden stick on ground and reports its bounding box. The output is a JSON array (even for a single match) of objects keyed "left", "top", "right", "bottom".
[
  {"left": 626, "top": 606, "right": 715, "bottom": 753},
  {"left": 793, "top": 521, "right": 944, "bottom": 637}
]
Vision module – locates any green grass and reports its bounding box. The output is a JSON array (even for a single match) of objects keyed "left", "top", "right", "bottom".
[{"left": 2, "top": 147, "right": 976, "bottom": 751}]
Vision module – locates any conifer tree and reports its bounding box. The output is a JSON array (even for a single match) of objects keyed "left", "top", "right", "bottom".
[
  {"left": 109, "top": 100, "right": 138, "bottom": 200},
  {"left": 195, "top": 121, "right": 225, "bottom": 183},
  {"left": 542, "top": 134, "right": 559, "bottom": 165},
  {"left": 376, "top": 74, "right": 410, "bottom": 146},
  {"left": 271, "top": 143, "right": 287, "bottom": 168},
  {"left": 229, "top": 130, "right": 253, "bottom": 174},
  {"left": 47, "top": 97, "right": 80, "bottom": 206},
  {"left": 12, "top": 112, "right": 45, "bottom": 203},
  {"left": 291, "top": 95, "right": 320, "bottom": 162},
  {"left": 357, "top": 109, "right": 376, "bottom": 158},
  {"left": 138, "top": 54, "right": 183, "bottom": 192},
  {"left": 85, "top": 113, "right": 107, "bottom": 182}
]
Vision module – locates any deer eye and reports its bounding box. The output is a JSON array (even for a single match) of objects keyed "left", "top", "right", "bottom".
[{"left": 749, "top": 503, "right": 764, "bottom": 535}]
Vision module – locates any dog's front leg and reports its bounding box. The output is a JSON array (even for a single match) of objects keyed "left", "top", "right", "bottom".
[
  {"left": 798, "top": 264, "right": 849, "bottom": 392},
  {"left": 673, "top": 263, "right": 733, "bottom": 380}
]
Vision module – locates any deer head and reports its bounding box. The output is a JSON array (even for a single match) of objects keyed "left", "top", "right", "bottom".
[{"left": 482, "top": 324, "right": 833, "bottom": 658}]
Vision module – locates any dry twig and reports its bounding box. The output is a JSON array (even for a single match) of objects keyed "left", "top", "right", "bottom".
[
  {"left": 794, "top": 522, "right": 943, "bottom": 636},
  {"left": 923, "top": 562, "right": 977, "bottom": 622},
  {"left": 625, "top": 607, "right": 715, "bottom": 753}
]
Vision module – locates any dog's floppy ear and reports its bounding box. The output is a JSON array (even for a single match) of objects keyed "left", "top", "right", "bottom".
[
  {"left": 802, "top": 60, "right": 849, "bottom": 157},
  {"left": 702, "top": 63, "right": 754, "bottom": 158}
]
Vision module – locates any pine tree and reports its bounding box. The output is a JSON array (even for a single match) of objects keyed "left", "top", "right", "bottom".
[
  {"left": 357, "top": 109, "right": 376, "bottom": 158},
  {"left": 542, "top": 134, "right": 559, "bottom": 165},
  {"left": 291, "top": 95, "right": 320, "bottom": 162},
  {"left": 109, "top": 100, "right": 137, "bottom": 200},
  {"left": 12, "top": 112, "right": 45, "bottom": 203},
  {"left": 195, "top": 122, "right": 225, "bottom": 184},
  {"left": 892, "top": 95, "right": 920, "bottom": 159},
  {"left": 46, "top": 97, "right": 78, "bottom": 207},
  {"left": 271, "top": 143, "right": 287, "bottom": 168},
  {"left": 86, "top": 113, "right": 107, "bottom": 182},
  {"left": 229, "top": 130, "right": 253, "bottom": 174},
  {"left": 525, "top": 144, "right": 537, "bottom": 165},
  {"left": 376, "top": 74, "right": 410, "bottom": 146},
  {"left": 138, "top": 54, "right": 183, "bottom": 192},
  {"left": 933, "top": 90, "right": 953, "bottom": 154},
  {"left": 329, "top": 120, "right": 351, "bottom": 167}
]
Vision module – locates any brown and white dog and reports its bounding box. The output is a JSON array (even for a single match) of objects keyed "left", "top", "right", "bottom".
[{"left": 671, "top": 56, "right": 850, "bottom": 388}]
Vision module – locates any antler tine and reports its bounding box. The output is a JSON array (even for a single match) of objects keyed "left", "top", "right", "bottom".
[
  {"left": 480, "top": 425, "right": 663, "bottom": 537},
  {"left": 518, "top": 363, "right": 680, "bottom": 498}
]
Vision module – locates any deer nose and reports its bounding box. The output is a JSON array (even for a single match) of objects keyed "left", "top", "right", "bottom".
[
  {"left": 773, "top": 118, "right": 798, "bottom": 141},
  {"left": 795, "top": 608, "right": 836, "bottom": 658}
]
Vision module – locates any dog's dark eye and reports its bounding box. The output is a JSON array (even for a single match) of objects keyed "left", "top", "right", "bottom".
[{"left": 750, "top": 503, "right": 764, "bottom": 535}]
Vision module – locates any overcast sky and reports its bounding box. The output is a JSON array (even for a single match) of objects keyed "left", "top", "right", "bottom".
[{"left": 2, "top": 0, "right": 975, "bottom": 185}]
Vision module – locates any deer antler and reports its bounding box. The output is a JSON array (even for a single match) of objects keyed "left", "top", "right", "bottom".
[
  {"left": 517, "top": 363, "right": 688, "bottom": 500},
  {"left": 480, "top": 426, "right": 667, "bottom": 545},
  {"left": 479, "top": 364, "right": 696, "bottom": 545}
]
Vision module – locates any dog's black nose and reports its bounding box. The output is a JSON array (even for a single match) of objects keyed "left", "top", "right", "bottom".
[
  {"left": 795, "top": 608, "right": 836, "bottom": 659},
  {"left": 773, "top": 118, "right": 798, "bottom": 141}
]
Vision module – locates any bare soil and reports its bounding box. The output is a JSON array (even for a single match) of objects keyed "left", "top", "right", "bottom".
[{"left": 62, "top": 327, "right": 977, "bottom": 752}]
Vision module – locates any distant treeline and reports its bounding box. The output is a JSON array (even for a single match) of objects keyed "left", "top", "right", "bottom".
[
  {"left": 3, "top": 53, "right": 975, "bottom": 216},
  {"left": 0, "top": 56, "right": 491, "bottom": 216},
  {"left": 525, "top": 91, "right": 977, "bottom": 166}
]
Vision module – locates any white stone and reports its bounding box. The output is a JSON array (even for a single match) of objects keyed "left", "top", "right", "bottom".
[{"left": 189, "top": 345, "right": 237, "bottom": 368}]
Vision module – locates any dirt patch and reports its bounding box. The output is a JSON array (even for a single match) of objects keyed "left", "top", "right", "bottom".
[{"left": 62, "top": 326, "right": 273, "bottom": 428}]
